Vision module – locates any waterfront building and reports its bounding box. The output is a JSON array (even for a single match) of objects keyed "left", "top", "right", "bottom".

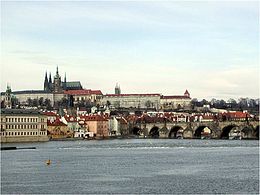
[
  {"left": 108, "top": 116, "right": 128, "bottom": 136},
  {"left": 0, "top": 109, "right": 48, "bottom": 143},
  {"left": 47, "top": 118, "right": 72, "bottom": 139},
  {"left": 79, "top": 115, "right": 109, "bottom": 138}
]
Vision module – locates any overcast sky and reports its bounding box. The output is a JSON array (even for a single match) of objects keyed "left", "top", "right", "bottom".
[{"left": 1, "top": 0, "right": 259, "bottom": 100}]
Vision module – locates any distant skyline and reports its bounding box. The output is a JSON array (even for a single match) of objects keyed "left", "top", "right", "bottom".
[{"left": 1, "top": 1, "right": 259, "bottom": 100}]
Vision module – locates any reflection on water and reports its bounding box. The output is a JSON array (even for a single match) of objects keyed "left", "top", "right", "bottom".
[{"left": 1, "top": 139, "right": 259, "bottom": 194}]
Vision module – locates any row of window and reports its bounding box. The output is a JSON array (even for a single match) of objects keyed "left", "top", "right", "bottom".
[
  {"left": 3, "top": 117, "right": 46, "bottom": 123},
  {"left": 97, "top": 125, "right": 107, "bottom": 129},
  {"left": 4, "top": 124, "right": 39, "bottom": 130},
  {"left": 4, "top": 117, "right": 38, "bottom": 123},
  {"left": 0, "top": 131, "right": 47, "bottom": 136}
]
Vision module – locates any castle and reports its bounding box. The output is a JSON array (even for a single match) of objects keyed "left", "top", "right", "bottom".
[
  {"left": 1, "top": 67, "right": 191, "bottom": 110},
  {"left": 1, "top": 67, "right": 83, "bottom": 106}
]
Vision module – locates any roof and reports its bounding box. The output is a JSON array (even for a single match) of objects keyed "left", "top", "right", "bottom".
[
  {"left": 222, "top": 111, "right": 249, "bottom": 118},
  {"left": 1, "top": 109, "right": 42, "bottom": 115},
  {"left": 43, "top": 111, "right": 58, "bottom": 116},
  {"left": 184, "top": 90, "right": 190, "bottom": 96},
  {"left": 1, "top": 90, "right": 49, "bottom": 95},
  {"left": 105, "top": 93, "right": 161, "bottom": 97},
  {"left": 79, "top": 115, "right": 108, "bottom": 121},
  {"left": 63, "top": 115, "right": 78, "bottom": 122},
  {"left": 63, "top": 81, "right": 82, "bottom": 89},
  {"left": 64, "top": 89, "right": 103, "bottom": 96},
  {"left": 161, "top": 95, "right": 191, "bottom": 99},
  {"left": 47, "top": 119, "right": 67, "bottom": 126}
]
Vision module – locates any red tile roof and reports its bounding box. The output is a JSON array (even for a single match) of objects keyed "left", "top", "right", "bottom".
[
  {"left": 79, "top": 115, "right": 108, "bottom": 121},
  {"left": 47, "top": 119, "right": 67, "bottom": 126},
  {"left": 64, "top": 89, "right": 103, "bottom": 95},
  {"left": 105, "top": 93, "right": 161, "bottom": 97},
  {"left": 184, "top": 90, "right": 190, "bottom": 96},
  {"left": 161, "top": 95, "right": 191, "bottom": 99},
  {"left": 63, "top": 115, "right": 78, "bottom": 122},
  {"left": 43, "top": 111, "right": 58, "bottom": 116}
]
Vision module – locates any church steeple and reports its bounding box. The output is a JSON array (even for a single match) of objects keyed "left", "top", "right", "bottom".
[
  {"left": 5, "top": 84, "right": 12, "bottom": 109},
  {"left": 49, "top": 72, "right": 52, "bottom": 83},
  {"left": 44, "top": 71, "right": 49, "bottom": 91},
  {"left": 56, "top": 66, "right": 59, "bottom": 76},
  {"left": 64, "top": 72, "right": 67, "bottom": 90},
  {"left": 53, "top": 65, "right": 62, "bottom": 93},
  {"left": 115, "top": 83, "right": 121, "bottom": 95}
]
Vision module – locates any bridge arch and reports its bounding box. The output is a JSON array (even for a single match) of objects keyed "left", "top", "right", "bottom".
[
  {"left": 168, "top": 126, "right": 183, "bottom": 138},
  {"left": 240, "top": 126, "right": 255, "bottom": 139},
  {"left": 220, "top": 125, "right": 238, "bottom": 139},
  {"left": 194, "top": 126, "right": 212, "bottom": 139},
  {"left": 149, "top": 126, "right": 160, "bottom": 138},
  {"left": 132, "top": 126, "right": 141, "bottom": 136}
]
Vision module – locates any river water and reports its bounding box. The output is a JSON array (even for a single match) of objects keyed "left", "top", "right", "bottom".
[{"left": 1, "top": 139, "right": 259, "bottom": 194}]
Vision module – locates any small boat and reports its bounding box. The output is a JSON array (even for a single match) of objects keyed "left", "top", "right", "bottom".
[{"left": 46, "top": 159, "right": 51, "bottom": 166}]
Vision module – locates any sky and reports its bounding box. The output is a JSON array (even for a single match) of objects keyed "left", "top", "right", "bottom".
[{"left": 1, "top": 0, "right": 259, "bottom": 100}]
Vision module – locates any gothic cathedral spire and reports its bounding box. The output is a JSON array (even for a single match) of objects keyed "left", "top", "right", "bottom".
[{"left": 44, "top": 71, "right": 49, "bottom": 91}]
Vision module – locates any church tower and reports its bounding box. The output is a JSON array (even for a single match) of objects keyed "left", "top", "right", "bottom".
[
  {"left": 44, "top": 71, "right": 49, "bottom": 91},
  {"left": 63, "top": 72, "right": 67, "bottom": 90},
  {"left": 115, "top": 83, "right": 121, "bottom": 95},
  {"left": 184, "top": 89, "right": 190, "bottom": 98},
  {"left": 48, "top": 72, "right": 52, "bottom": 92},
  {"left": 5, "top": 84, "right": 12, "bottom": 109},
  {"left": 53, "top": 66, "right": 63, "bottom": 93}
]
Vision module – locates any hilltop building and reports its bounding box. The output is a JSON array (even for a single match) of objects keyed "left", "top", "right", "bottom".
[
  {"left": 160, "top": 90, "right": 191, "bottom": 110},
  {"left": 44, "top": 67, "right": 82, "bottom": 93},
  {"left": 1, "top": 66, "right": 83, "bottom": 106},
  {"left": 102, "top": 85, "right": 191, "bottom": 110}
]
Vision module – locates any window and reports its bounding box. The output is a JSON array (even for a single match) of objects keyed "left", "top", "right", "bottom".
[
  {"left": 21, "top": 132, "right": 23, "bottom": 135},
  {"left": 18, "top": 132, "right": 20, "bottom": 136},
  {"left": 15, "top": 132, "right": 17, "bottom": 136}
]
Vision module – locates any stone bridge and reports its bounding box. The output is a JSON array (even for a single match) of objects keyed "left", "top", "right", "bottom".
[{"left": 131, "top": 121, "right": 259, "bottom": 139}]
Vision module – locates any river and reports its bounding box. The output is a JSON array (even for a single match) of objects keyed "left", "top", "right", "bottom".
[{"left": 1, "top": 139, "right": 259, "bottom": 194}]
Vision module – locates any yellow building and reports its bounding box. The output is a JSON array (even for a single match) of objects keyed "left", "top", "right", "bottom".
[{"left": 0, "top": 109, "right": 49, "bottom": 143}]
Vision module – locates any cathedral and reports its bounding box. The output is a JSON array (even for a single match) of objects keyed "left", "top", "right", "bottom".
[
  {"left": 1, "top": 66, "right": 84, "bottom": 107},
  {"left": 44, "top": 66, "right": 82, "bottom": 93}
]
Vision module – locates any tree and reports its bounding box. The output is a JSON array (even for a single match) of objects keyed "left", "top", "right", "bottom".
[
  {"left": 191, "top": 98, "right": 199, "bottom": 109},
  {"left": 145, "top": 100, "right": 152, "bottom": 109},
  {"left": 44, "top": 98, "right": 52, "bottom": 110},
  {"left": 106, "top": 100, "right": 111, "bottom": 108},
  {"left": 39, "top": 97, "right": 44, "bottom": 106},
  {"left": 27, "top": 98, "right": 33, "bottom": 106},
  {"left": 32, "top": 98, "right": 39, "bottom": 107},
  {"left": 1, "top": 100, "right": 5, "bottom": 108},
  {"left": 227, "top": 98, "right": 237, "bottom": 109},
  {"left": 58, "top": 97, "right": 69, "bottom": 108}
]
